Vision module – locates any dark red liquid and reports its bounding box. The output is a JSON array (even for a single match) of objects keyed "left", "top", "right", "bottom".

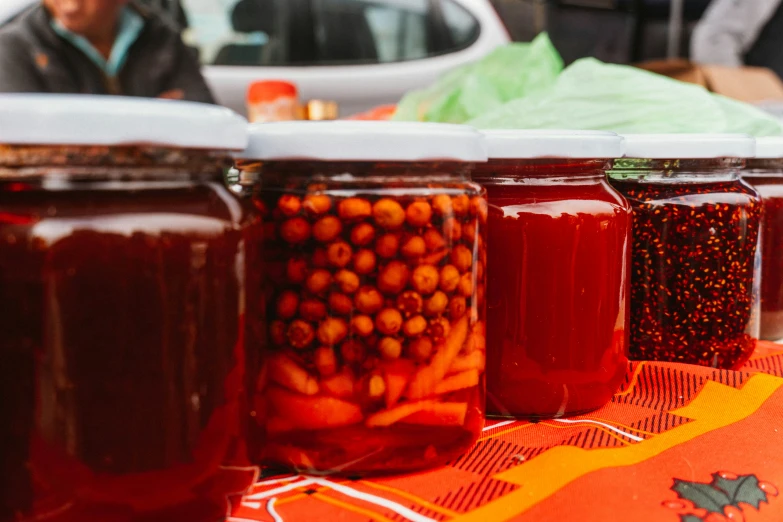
[
  {"left": 0, "top": 167, "right": 258, "bottom": 521},
  {"left": 476, "top": 160, "right": 631, "bottom": 418},
  {"left": 742, "top": 172, "right": 783, "bottom": 340},
  {"left": 249, "top": 162, "right": 486, "bottom": 474},
  {"left": 610, "top": 177, "right": 761, "bottom": 369}
]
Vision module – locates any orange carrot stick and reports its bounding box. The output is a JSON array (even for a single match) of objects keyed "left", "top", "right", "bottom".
[
  {"left": 267, "top": 386, "right": 363, "bottom": 429},
  {"left": 448, "top": 350, "right": 485, "bottom": 374},
  {"left": 400, "top": 402, "right": 468, "bottom": 426},
  {"left": 321, "top": 370, "right": 355, "bottom": 398},
  {"left": 434, "top": 369, "right": 479, "bottom": 395},
  {"left": 385, "top": 371, "right": 409, "bottom": 409},
  {"left": 465, "top": 321, "right": 486, "bottom": 353},
  {"left": 268, "top": 353, "right": 319, "bottom": 395},
  {"left": 417, "top": 249, "right": 449, "bottom": 266},
  {"left": 365, "top": 400, "right": 438, "bottom": 427},
  {"left": 406, "top": 366, "right": 437, "bottom": 400},
  {"left": 379, "top": 358, "right": 416, "bottom": 408},
  {"left": 430, "top": 314, "right": 469, "bottom": 379},
  {"left": 407, "top": 315, "right": 469, "bottom": 399}
]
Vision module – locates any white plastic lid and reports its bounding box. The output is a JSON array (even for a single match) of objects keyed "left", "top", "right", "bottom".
[
  {"left": 482, "top": 130, "right": 624, "bottom": 159},
  {"left": 755, "top": 137, "right": 783, "bottom": 159},
  {"left": 0, "top": 94, "right": 248, "bottom": 150},
  {"left": 622, "top": 134, "right": 755, "bottom": 159},
  {"left": 241, "top": 121, "right": 487, "bottom": 162}
]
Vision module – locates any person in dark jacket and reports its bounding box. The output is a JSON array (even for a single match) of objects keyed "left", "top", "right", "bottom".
[
  {"left": 692, "top": 0, "right": 783, "bottom": 80},
  {"left": 0, "top": 0, "right": 215, "bottom": 102}
]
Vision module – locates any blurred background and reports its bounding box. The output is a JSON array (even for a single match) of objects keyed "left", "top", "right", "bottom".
[
  {"left": 493, "top": 0, "right": 710, "bottom": 64},
  {"left": 1, "top": 0, "right": 779, "bottom": 119}
]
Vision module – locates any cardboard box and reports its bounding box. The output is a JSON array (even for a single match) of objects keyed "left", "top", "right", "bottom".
[{"left": 637, "top": 59, "right": 783, "bottom": 103}]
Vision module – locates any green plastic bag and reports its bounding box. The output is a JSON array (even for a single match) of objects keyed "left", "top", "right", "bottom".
[
  {"left": 393, "top": 33, "right": 563, "bottom": 124},
  {"left": 468, "top": 58, "right": 783, "bottom": 136}
]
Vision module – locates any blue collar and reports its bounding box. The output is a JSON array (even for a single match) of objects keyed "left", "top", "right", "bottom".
[{"left": 51, "top": 6, "right": 145, "bottom": 78}]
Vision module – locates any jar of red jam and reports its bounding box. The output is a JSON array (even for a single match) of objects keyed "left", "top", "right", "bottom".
[
  {"left": 609, "top": 134, "right": 760, "bottom": 369},
  {"left": 472, "top": 130, "right": 630, "bottom": 419},
  {"left": 0, "top": 95, "right": 259, "bottom": 521},
  {"left": 742, "top": 137, "right": 783, "bottom": 341},
  {"left": 239, "top": 121, "right": 488, "bottom": 473}
]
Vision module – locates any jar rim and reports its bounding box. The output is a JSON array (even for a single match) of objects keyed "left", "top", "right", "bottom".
[
  {"left": 755, "top": 137, "right": 783, "bottom": 159},
  {"left": 0, "top": 145, "right": 231, "bottom": 178},
  {"left": 0, "top": 94, "right": 248, "bottom": 151},
  {"left": 481, "top": 129, "right": 623, "bottom": 159},
  {"left": 621, "top": 133, "right": 755, "bottom": 159},
  {"left": 239, "top": 121, "right": 488, "bottom": 162}
]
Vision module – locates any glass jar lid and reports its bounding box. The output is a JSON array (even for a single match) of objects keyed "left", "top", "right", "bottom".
[
  {"left": 482, "top": 129, "right": 624, "bottom": 159},
  {"left": 240, "top": 121, "right": 487, "bottom": 162},
  {"left": 622, "top": 134, "right": 755, "bottom": 159},
  {"left": 0, "top": 94, "right": 248, "bottom": 150},
  {"left": 755, "top": 136, "right": 783, "bottom": 159}
]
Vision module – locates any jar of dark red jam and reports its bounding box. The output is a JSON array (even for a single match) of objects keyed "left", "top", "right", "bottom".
[
  {"left": 472, "top": 130, "right": 630, "bottom": 418},
  {"left": 238, "top": 121, "right": 488, "bottom": 473},
  {"left": 0, "top": 95, "right": 259, "bottom": 521},
  {"left": 609, "top": 134, "right": 760, "bottom": 369},
  {"left": 742, "top": 137, "right": 783, "bottom": 341}
]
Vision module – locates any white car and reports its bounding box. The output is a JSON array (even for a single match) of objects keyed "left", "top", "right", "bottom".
[{"left": 0, "top": 0, "right": 509, "bottom": 117}]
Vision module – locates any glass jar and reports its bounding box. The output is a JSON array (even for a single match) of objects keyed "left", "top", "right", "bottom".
[
  {"left": 472, "top": 131, "right": 630, "bottom": 418},
  {"left": 239, "top": 121, "right": 488, "bottom": 474},
  {"left": 0, "top": 95, "right": 259, "bottom": 521},
  {"left": 609, "top": 134, "right": 760, "bottom": 369},
  {"left": 246, "top": 80, "right": 299, "bottom": 123},
  {"left": 741, "top": 137, "right": 783, "bottom": 340}
]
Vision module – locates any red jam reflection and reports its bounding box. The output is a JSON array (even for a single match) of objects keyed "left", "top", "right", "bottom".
[
  {"left": 742, "top": 166, "right": 783, "bottom": 341},
  {"left": 475, "top": 159, "right": 631, "bottom": 418},
  {"left": 0, "top": 148, "right": 258, "bottom": 522}
]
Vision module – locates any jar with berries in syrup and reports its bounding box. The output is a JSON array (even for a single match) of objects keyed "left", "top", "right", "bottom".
[
  {"left": 609, "top": 134, "right": 760, "bottom": 369},
  {"left": 741, "top": 137, "right": 783, "bottom": 341},
  {"left": 240, "top": 121, "right": 488, "bottom": 473},
  {"left": 473, "top": 130, "right": 630, "bottom": 418},
  {"left": 0, "top": 95, "right": 259, "bottom": 521}
]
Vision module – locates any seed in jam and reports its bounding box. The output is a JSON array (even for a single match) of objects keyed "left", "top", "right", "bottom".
[{"left": 610, "top": 178, "right": 761, "bottom": 369}]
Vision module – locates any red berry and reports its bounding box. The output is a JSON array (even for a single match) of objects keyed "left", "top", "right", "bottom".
[
  {"left": 662, "top": 500, "right": 686, "bottom": 510},
  {"left": 723, "top": 505, "right": 744, "bottom": 522},
  {"left": 703, "top": 512, "right": 727, "bottom": 522},
  {"left": 760, "top": 481, "right": 779, "bottom": 496},
  {"left": 719, "top": 471, "right": 738, "bottom": 480}
]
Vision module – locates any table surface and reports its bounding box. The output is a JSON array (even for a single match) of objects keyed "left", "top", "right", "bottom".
[{"left": 230, "top": 342, "right": 783, "bottom": 522}]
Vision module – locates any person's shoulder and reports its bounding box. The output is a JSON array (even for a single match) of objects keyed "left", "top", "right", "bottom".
[
  {"left": 0, "top": 4, "right": 47, "bottom": 54},
  {"left": 131, "top": 1, "right": 182, "bottom": 41}
]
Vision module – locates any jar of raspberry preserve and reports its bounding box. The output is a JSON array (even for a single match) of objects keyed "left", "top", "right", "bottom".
[
  {"left": 239, "top": 121, "right": 488, "bottom": 473},
  {"left": 609, "top": 134, "right": 760, "bottom": 369},
  {"left": 742, "top": 137, "right": 783, "bottom": 341},
  {"left": 0, "top": 95, "right": 259, "bottom": 521},
  {"left": 472, "top": 130, "right": 630, "bottom": 419}
]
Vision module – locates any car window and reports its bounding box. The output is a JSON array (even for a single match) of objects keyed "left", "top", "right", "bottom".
[
  {"left": 441, "top": 0, "right": 480, "bottom": 48},
  {"left": 181, "top": 0, "right": 284, "bottom": 65},
  {"left": 362, "top": 2, "right": 428, "bottom": 62},
  {"left": 181, "top": 0, "right": 480, "bottom": 66}
]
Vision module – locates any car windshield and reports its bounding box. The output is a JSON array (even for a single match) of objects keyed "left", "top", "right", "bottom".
[{"left": 179, "top": 0, "right": 480, "bottom": 66}]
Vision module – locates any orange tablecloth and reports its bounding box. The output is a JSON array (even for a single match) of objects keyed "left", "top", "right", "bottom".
[{"left": 231, "top": 342, "right": 783, "bottom": 522}]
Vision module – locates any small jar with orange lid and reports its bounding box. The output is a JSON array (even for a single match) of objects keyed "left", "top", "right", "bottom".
[{"left": 247, "top": 80, "right": 299, "bottom": 123}]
